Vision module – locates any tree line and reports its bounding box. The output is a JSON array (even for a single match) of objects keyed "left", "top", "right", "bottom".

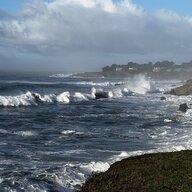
[{"left": 102, "top": 60, "right": 192, "bottom": 73}]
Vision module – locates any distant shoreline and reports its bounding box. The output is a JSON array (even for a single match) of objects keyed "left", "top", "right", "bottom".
[
  {"left": 75, "top": 60, "right": 192, "bottom": 80},
  {"left": 74, "top": 71, "right": 191, "bottom": 80}
]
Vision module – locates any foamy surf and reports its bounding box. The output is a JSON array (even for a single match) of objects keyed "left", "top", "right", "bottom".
[
  {"left": 1, "top": 73, "right": 192, "bottom": 192},
  {"left": 49, "top": 73, "right": 74, "bottom": 78},
  {"left": 61, "top": 130, "right": 84, "bottom": 136},
  {"left": 14, "top": 131, "right": 37, "bottom": 137},
  {"left": 0, "top": 75, "right": 160, "bottom": 107},
  {"left": 54, "top": 142, "right": 192, "bottom": 190}
]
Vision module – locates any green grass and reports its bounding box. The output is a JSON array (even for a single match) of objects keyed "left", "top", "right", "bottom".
[{"left": 80, "top": 150, "right": 192, "bottom": 192}]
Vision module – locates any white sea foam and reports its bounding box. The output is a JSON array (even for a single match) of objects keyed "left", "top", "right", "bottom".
[
  {"left": 61, "top": 130, "right": 83, "bottom": 136},
  {"left": 122, "top": 88, "right": 132, "bottom": 96},
  {"left": 14, "top": 131, "right": 37, "bottom": 137},
  {"left": 80, "top": 161, "right": 110, "bottom": 172},
  {"left": 56, "top": 92, "right": 70, "bottom": 104},
  {"left": 78, "top": 81, "right": 110, "bottom": 86},
  {"left": 91, "top": 87, "right": 97, "bottom": 98},
  {"left": 65, "top": 150, "right": 87, "bottom": 155},
  {"left": 111, "top": 88, "right": 123, "bottom": 98},
  {"left": 124, "top": 74, "right": 155, "bottom": 95},
  {"left": 89, "top": 75, "right": 157, "bottom": 100},
  {"left": 0, "top": 91, "right": 37, "bottom": 107},
  {"left": 164, "top": 119, "right": 172, "bottom": 123},
  {"left": 108, "top": 145, "right": 191, "bottom": 165},
  {"left": 49, "top": 73, "right": 74, "bottom": 78},
  {"left": 1, "top": 77, "right": 189, "bottom": 192},
  {"left": 159, "top": 131, "right": 168, "bottom": 136},
  {"left": 0, "top": 178, "right": 3, "bottom": 184},
  {"left": 0, "top": 129, "right": 9, "bottom": 134},
  {"left": 73, "top": 92, "right": 88, "bottom": 101},
  {"left": 107, "top": 91, "right": 113, "bottom": 98},
  {"left": 0, "top": 75, "right": 159, "bottom": 108},
  {"left": 61, "top": 130, "right": 76, "bottom": 135},
  {"left": 0, "top": 91, "right": 72, "bottom": 107},
  {"left": 167, "top": 94, "right": 192, "bottom": 105}
]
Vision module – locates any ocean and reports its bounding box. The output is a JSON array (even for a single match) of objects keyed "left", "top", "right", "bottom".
[{"left": 0, "top": 72, "right": 191, "bottom": 192}]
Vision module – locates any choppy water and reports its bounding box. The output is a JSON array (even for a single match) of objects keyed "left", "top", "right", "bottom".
[{"left": 0, "top": 72, "right": 191, "bottom": 191}]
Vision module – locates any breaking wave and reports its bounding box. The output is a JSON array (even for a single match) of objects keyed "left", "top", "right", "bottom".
[
  {"left": 0, "top": 91, "right": 70, "bottom": 107},
  {"left": 124, "top": 74, "right": 156, "bottom": 95},
  {"left": 0, "top": 75, "right": 159, "bottom": 107},
  {"left": 1, "top": 73, "right": 192, "bottom": 192},
  {"left": 49, "top": 73, "right": 75, "bottom": 78}
]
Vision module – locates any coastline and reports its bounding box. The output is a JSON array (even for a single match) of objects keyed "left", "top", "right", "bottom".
[
  {"left": 79, "top": 77, "right": 192, "bottom": 192},
  {"left": 74, "top": 71, "right": 191, "bottom": 80},
  {"left": 80, "top": 150, "right": 192, "bottom": 192}
]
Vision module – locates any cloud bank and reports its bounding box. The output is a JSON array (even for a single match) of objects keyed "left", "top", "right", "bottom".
[{"left": 0, "top": 0, "right": 192, "bottom": 72}]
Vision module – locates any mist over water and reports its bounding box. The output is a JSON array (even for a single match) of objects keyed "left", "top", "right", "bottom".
[{"left": 0, "top": 73, "right": 191, "bottom": 191}]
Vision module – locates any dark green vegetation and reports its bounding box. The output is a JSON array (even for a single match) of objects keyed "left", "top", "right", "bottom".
[
  {"left": 170, "top": 79, "right": 192, "bottom": 96},
  {"left": 81, "top": 150, "right": 192, "bottom": 192},
  {"left": 76, "top": 60, "right": 192, "bottom": 79},
  {"left": 101, "top": 60, "right": 192, "bottom": 79}
]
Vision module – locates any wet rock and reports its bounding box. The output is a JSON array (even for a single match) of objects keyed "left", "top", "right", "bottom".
[
  {"left": 160, "top": 96, "right": 166, "bottom": 100},
  {"left": 31, "top": 92, "right": 42, "bottom": 103},
  {"left": 170, "top": 79, "right": 192, "bottom": 96},
  {"left": 179, "top": 103, "right": 189, "bottom": 112},
  {"left": 95, "top": 92, "right": 109, "bottom": 99}
]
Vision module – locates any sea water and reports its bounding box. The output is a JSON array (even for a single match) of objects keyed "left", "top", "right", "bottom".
[{"left": 0, "top": 72, "right": 191, "bottom": 191}]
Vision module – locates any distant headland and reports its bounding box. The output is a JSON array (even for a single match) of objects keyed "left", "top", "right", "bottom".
[{"left": 76, "top": 60, "right": 192, "bottom": 80}]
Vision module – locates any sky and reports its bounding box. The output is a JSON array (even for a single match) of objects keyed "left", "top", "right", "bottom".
[{"left": 0, "top": 0, "right": 192, "bottom": 72}]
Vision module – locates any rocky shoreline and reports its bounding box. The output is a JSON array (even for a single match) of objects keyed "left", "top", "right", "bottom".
[
  {"left": 170, "top": 79, "right": 192, "bottom": 96},
  {"left": 80, "top": 150, "right": 192, "bottom": 192},
  {"left": 79, "top": 79, "right": 192, "bottom": 192},
  {"left": 74, "top": 71, "right": 192, "bottom": 80}
]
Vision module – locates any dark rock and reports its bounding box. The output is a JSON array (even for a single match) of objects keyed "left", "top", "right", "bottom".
[
  {"left": 31, "top": 93, "right": 42, "bottom": 103},
  {"left": 114, "top": 82, "right": 125, "bottom": 86},
  {"left": 179, "top": 103, "right": 189, "bottom": 112},
  {"left": 160, "top": 96, "right": 166, "bottom": 100},
  {"left": 80, "top": 150, "right": 192, "bottom": 192},
  {"left": 95, "top": 92, "right": 109, "bottom": 99},
  {"left": 170, "top": 79, "right": 192, "bottom": 96}
]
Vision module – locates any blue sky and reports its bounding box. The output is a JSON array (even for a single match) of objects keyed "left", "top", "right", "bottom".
[
  {"left": 133, "top": 0, "right": 192, "bottom": 16},
  {"left": 1, "top": 0, "right": 192, "bottom": 16},
  {"left": 0, "top": 0, "right": 26, "bottom": 12}
]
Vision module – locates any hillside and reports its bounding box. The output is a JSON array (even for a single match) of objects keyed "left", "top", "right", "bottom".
[{"left": 81, "top": 150, "right": 192, "bottom": 192}]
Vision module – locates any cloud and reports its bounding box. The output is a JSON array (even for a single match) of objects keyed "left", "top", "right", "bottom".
[{"left": 0, "top": 0, "right": 192, "bottom": 71}]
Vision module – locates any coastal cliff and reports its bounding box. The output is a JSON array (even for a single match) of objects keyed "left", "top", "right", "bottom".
[
  {"left": 80, "top": 150, "right": 192, "bottom": 192},
  {"left": 170, "top": 79, "right": 192, "bottom": 96}
]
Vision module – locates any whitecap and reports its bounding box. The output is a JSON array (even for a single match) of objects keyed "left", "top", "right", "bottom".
[
  {"left": 111, "top": 88, "right": 123, "bottom": 98},
  {"left": 49, "top": 73, "right": 74, "bottom": 78},
  {"left": 61, "top": 130, "right": 84, "bottom": 136},
  {"left": 0, "top": 178, "right": 3, "bottom": 184},
  {"left": 61, "top": 130, "right": 76, "bottom": 135},
  {"left": 56, "top": 92, "right": 70, "bottom": 104},
  {"left": 0, "top": 91, "right": 37, "bottom": 107},
  {"left": 164, "top": 119, "right": 172, "bottom": 123},
  {"left": 73, "top": 92, "right": 88, "bottom": 101},
  {"left": 0, "top": 129, "right": 9, "bottom": 134},
  {"left": 81, "top": 161, "right": 110, "bottom": 172},
  {"left": 14, "top": 131, "right": 37, "bottom": 137},
  {"left": 159, "top": 131, "right": 168, "bottom": 136},
  {"left": 124, "top": 74, "right": 155, "bottom": 95}
]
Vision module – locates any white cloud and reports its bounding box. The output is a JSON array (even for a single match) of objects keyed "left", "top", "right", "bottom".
[{"left": 0, "top": 0, "right": 192, "bottom": 71}]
